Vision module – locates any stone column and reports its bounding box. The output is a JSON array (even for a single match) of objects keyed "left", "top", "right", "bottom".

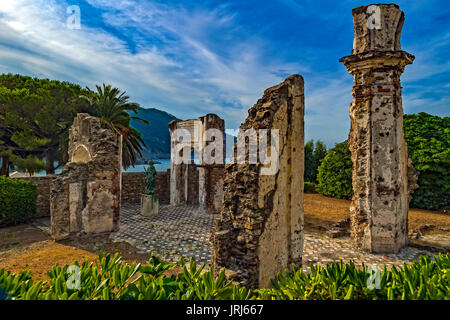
[
  {"left": 212, "top": 75, "right": 304, "bottom": 289},
  {"left": 198, "top": 114, "right": 225, "bottom": 214},
  {"left": 340, "top": 4, "right": 415, "bottom": 253}
]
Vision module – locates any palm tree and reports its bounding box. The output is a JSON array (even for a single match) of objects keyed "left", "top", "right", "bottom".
[{"left": 80, "top": 84, "right": 149, "bottom": 169}]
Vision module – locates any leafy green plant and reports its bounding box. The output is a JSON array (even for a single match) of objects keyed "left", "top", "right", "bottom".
[
  {"left": 0, "top": 176, "right": 37, "bottom": 227},
  {"left": 1, "top": 252, "right": 448, "bottom": 300},
  {"left": 257, "top": 253, "right": 450, "bottom": 300},
  {"left": 305, "top": 139, "right": 327, "bottom": 183},
  {"left": 316, "top": 141, "right": 353, "bottom": 199},
  {"left": 314, "top": 113, "right": 449, "bottom": 210}
]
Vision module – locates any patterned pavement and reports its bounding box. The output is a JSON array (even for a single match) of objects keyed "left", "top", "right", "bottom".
[
  {"left": 111, "top": 204, "right": 216, "bottom": 264},
  {"left": 111, "top": 204, "right": 438, "bottom": 271}
]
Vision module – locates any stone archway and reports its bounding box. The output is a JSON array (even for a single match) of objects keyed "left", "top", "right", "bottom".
[{"left": 168, "top": 114, "right": 225, "bottom": 214}]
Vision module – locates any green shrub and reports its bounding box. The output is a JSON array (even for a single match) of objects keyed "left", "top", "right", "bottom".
[
  {"left": 404, "top": 113, "right": 449, "bottom": 210},
  {"left": 257, "top": 253, "right": 450, "bottom": 300},
  {"left": 0, "top": 176, "right": 37, "bottom": 227},
  {"left": 1, "top": 252, "right": 448, "bottom": 300},
  {"left": 316, "top": 141, "right": 353, "bottom": 200}
]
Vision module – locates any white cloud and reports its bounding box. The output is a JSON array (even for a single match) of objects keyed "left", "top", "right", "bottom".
[
  {"left": 0, "top": 0, "right": 310, "bottom": 130},
  {"left": 0, "top": 0, "right": 445, "bottom": 148}
]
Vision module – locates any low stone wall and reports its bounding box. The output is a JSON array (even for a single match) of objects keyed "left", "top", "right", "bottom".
[
  {"left": 155, "top": 170, "right": 171, "bottom": 205},
  {"left": 15, "top": 170, "right": 171, "bottom": 217},
  {"left": 121, "top": 172, "right": 146, "bottom": 203},
  {"left": 121, "top": 171, "right": 170, "bottom": 204}
]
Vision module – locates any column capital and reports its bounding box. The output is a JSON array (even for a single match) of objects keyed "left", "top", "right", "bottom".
[{"left": 340, "top": 50, "right": 415, "bottom": 74}]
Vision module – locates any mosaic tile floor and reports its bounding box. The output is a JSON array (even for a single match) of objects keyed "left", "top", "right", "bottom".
[
  {"left": 110, "top": 204, "right": 216, "bottom": 264},
  {"left": 111, "top": 204, "right": 438, "bottom": 271}
]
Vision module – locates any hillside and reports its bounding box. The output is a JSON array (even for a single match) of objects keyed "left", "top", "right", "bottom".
[{"left": 130, "top": 108, "right": 179, "bottom": 160}]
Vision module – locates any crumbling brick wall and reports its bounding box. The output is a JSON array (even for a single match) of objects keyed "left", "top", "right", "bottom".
[{"left": 16, "top": 176, "right": 54, "bottom": 217}]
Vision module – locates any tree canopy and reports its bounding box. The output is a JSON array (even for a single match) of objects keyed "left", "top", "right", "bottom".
[
  {"left": 404, "top": 112, "right": 449, "bottom": 210},
  {"left": 304, "top": 139, "right": 327, "bottom": 183},
  {"left": 0, "top": 73, "right": 87, "bottom": 175},
  {"left": 316, "top": 140, "right": 353, "bottom": 199},
  {"left": 80, "top": 84, "right": 149, "bottom": 170}
]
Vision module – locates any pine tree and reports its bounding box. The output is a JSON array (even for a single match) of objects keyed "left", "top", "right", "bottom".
[{"left": 0, "top": 74, "right": 86, "bottom": 175}]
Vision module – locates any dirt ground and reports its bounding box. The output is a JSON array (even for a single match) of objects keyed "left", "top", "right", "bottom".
[
  {"left": 304, "top": 193, "right": 450, "bottom": 236},
  {"left": 0, "top": 228, "right": 153, "bottom": 280},
  {"left": 0, "top": 193, "right": 449, "bottom": 281}
]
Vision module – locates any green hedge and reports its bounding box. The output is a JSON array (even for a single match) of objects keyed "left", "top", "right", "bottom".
[
  {"left": 316, "top": 141, "right": 353, "bottom": 200},
  {"left": 0, "top": 176, "right": 37, "bottom": 227},
  {"left": 404, "top": 113, "right": 449, "bottom": 210},
  {"left": 0, "top": 252, "right": 448, "bottom": 300}
]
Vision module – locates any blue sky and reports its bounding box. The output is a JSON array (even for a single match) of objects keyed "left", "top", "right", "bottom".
[{"left": 0, "top": 0, "right": 448, "bottom": 147}]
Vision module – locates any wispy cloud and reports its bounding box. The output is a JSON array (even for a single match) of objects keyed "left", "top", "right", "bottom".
[{"left": 0, "top": 0, "right": 448, "bottom": 148}]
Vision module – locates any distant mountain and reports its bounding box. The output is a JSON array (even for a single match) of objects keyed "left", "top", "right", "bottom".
[{"left": 130, "top": 107, "right": 179, "bottom": 160}]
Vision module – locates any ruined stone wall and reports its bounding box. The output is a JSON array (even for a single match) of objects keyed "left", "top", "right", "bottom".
[
  {"left": 212, "top": 75, "right": 305, "bottom": 289},
  {"left": 50, "top": 114, "right": 122, "bottom": 240},
  {"left": 186, "top": 166, "right": 200, "bottom": 205},
  {"left": 340, "top": 4, "right": 417, "bottom": 253},
  {"left": 121, "top": 171, "right": 171, "bottom": 204},
  {"left": 198, "top": 165, "right": 224, "bottom": 214},
  {"left": 169, "top": 162, "right": 199, "bottom": 206}
]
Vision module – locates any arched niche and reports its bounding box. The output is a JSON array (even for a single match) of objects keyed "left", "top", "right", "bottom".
[{"left": 71, "top": 144, "right": 92, "bottom": 163}]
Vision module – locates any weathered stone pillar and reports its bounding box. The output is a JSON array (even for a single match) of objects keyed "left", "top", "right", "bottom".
[
  {"left": 198, "top": 114, "right": 225, "bottom": 214},
  {"left": 340, "top": 4, "right": 415, "bottom": 253},
  {"left": 212, "top": 75, "right": 304, "bottom": 289}
]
